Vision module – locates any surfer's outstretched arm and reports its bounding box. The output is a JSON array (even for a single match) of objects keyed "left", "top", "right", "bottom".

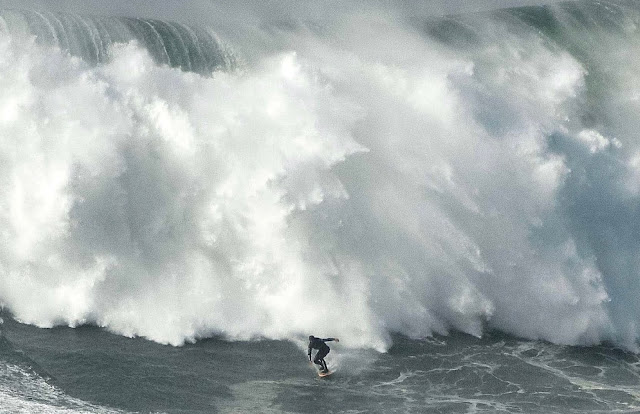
[{"left": 322, "top": 338, "right": 339, "bottom": 343}]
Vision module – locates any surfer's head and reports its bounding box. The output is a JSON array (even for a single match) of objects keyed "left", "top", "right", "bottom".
[{"left": 309, "top": 335, "right": 315, "bottom": 341}]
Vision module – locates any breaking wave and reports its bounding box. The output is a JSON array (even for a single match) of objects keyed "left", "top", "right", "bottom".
[
  {"left": 0, "top": 9, "right": 235, "bottom": 73},
  {"left": 2, "top": 1, "right": 640, "bottom": 351}
]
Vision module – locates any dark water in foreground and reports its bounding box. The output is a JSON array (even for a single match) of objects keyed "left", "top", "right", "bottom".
[{"left": 2, "top": 317, "right": 640, "bottom": 413}]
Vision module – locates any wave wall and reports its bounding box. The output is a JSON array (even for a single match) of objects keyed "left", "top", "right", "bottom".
[{"left": 2, "top": 1, "right": 640, "bottom": 351}]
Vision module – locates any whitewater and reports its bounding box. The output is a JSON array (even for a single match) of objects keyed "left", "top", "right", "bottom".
[{"left": 2, "top": 0, "right": 640, "bottom": 412}]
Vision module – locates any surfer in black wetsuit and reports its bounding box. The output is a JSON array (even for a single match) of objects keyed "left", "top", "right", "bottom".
[{"left": 308, "top": 335, "right": 339, "bottom": 373}]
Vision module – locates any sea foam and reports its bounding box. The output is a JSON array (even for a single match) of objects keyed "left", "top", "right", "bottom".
[{"left": 2, "top": 2, "right": 640, "bottom": 351}]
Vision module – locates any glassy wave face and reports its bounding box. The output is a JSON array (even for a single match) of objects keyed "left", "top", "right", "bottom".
[
  {"left": 1, "top": 1, "right": 640, "bottom": 351},
  {"left": 0, "top": 9, "right": 235, "bottom": 73}
]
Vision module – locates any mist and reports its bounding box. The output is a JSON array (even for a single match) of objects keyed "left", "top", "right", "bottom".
[{"left": 2, "top": 0, "right": 640, "bottom": 351}]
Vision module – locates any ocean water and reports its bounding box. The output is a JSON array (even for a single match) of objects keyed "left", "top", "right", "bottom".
[
  {"left": 4, "top": 316, "right": 640, "bottom": 413},
  {"left": 3, "top": 0, "right": 640, "bottom": 412}
]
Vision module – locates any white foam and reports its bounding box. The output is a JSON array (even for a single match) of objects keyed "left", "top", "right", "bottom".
[{"left": 2, "top": 4, "right": 640, "bottom": 351}]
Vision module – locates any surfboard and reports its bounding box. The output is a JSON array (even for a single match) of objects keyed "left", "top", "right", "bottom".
[{"left": 318, "top": 370, "right": 334, "bottom": 378}]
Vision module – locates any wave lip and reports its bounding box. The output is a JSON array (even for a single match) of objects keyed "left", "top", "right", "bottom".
[{"left": 0, "top": 9, "right": 236, "bottom": 74}]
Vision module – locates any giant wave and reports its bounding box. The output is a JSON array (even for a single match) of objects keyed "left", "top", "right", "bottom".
[{"left": 1, "top": 1, "right": 640, "bottom": 351}]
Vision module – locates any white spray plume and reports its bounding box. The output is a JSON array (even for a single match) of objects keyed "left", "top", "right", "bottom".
[{"left": 2, "top": 2, "right": 640, "bottom": 351}]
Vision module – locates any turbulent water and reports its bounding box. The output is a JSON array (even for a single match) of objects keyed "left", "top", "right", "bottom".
[{"left": 2, "top": 0, "right": 640, "bottom": 412}]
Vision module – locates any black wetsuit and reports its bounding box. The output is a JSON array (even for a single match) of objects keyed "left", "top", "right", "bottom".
[{"left": 308, "top": 337, "right": 336, "bottom": 372}]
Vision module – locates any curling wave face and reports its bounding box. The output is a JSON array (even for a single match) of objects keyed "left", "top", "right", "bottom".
[
  {"left": 0, "top": 9, "right": 235, "bottom": 73},
  {"left": 1, "top": 1, "right": 640, "bottom": 351}
]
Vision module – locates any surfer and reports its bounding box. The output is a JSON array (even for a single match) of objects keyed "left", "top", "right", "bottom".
[{"left": 308, "top": 335, "right": 339, "bottom": 374}]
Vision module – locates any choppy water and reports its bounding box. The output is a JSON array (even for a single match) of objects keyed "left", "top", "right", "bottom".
[{"left": 3, "top": 316, "right": 640, "bottom": 413}]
